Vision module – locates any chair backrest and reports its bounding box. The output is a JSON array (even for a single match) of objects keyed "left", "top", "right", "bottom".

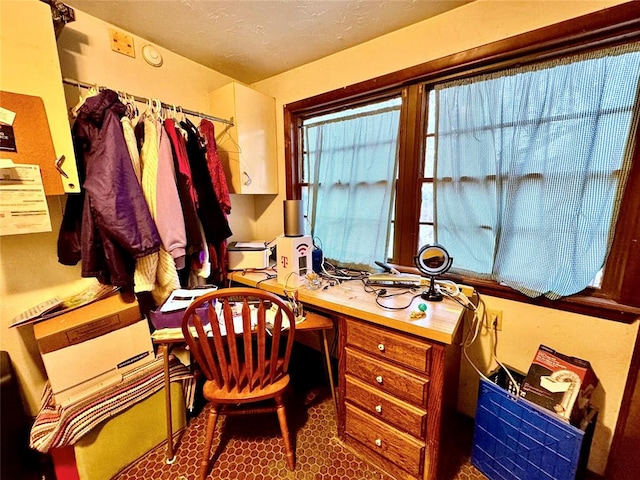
[{"left": 181, "top": 287, "right": 296, "bottom": 393}]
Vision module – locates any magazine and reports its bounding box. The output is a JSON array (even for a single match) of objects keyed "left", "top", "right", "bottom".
[{"left": 11, "top": 283, "right": 119, "bottom": 327}]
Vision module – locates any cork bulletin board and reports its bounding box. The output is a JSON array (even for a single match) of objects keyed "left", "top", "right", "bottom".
[{"left": 0, "top": 90, "right": 63, "bottom": 195}]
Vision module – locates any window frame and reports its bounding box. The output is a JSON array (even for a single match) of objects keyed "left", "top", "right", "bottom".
[{"left": 284, "top": 2, "right": 640, "bottom": 322}]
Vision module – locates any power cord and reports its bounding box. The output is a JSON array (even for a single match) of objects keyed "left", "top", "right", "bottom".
[
  {"left": 436, "top": 280, "right": 476, "bottom": 310},
  {"left": 461, "top": 294, "right": 521, "bottom": 397},
  {"left": 362, "top": 278, "right": 424, "bottom": 310},
  {"left": 320, "top": 259, "right": 366, "bottom": 281}
]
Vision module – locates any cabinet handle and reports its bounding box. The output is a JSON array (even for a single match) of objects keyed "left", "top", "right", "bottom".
[
  {"left": 377, "top": 343, "right": 385, "bottom": 352},
  {"left": 375, "top": 404, "right": 382, "bottom": 413},
  {"left": 375, "top": 375, "right": 383, "bottom": 384},
  {"left": 375, "top": 438, "right": 382, "bottom": 447},
  {"left": 242, "top": 171, "right": 252, "bottom": 186}
]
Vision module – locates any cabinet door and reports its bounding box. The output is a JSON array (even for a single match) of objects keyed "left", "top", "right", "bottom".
[
  {"left": 0, "top": 0, "right": 79, "bottom": 194},
  {"left": 209, "top": 82, "right": 277, "bottom": 194}
]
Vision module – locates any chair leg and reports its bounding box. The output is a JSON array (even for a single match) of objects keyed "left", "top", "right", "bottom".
[
  {"left": 275, "top": 394, "right": 295, "bottom": 470},
  {"left": 200, "top": 404, "right": 219, "bottom": 480}
]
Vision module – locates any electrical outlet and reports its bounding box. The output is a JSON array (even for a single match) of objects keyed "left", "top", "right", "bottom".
[
  {"left": 487, "top": 308, "right": 503, "bottom": 331},
  {"left": 109, "top": 29, "right": 135, "bottom": 58}
]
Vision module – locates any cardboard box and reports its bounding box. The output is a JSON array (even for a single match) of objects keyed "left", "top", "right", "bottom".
[
  {"left": 519, "top": 344, "right": 598, "bottom": 426},
  {"left": 33, "top": 295, "right": 154, "bottom": 405}
]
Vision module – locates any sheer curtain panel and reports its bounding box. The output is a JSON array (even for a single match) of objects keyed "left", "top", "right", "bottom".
[
  {"left": 305, "top": 104, "right": 400, "bottom": 270},
  {"left": 434, "top": 43, "right": 640, "bottom": 299}
]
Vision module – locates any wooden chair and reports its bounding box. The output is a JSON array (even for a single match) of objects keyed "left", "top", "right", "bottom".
[{"left": 181, "top": 287, "right": 297, "bottom": 480}]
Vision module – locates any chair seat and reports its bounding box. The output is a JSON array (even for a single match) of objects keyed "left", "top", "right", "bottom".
[{"left": 203, "top": 373, "right": 291, "bottom": 404}]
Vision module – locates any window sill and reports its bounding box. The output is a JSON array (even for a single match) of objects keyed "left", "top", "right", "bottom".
[
  {"left": 450, "top": 275, "right": 640, "bottom": 323},
  {"left": 396, "top": 266, "right": 640, "bottom": 323}
]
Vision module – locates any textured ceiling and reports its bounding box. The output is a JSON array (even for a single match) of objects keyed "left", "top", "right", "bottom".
[{"left": 64, "top": 0, "right": 473, "bottom": 84}]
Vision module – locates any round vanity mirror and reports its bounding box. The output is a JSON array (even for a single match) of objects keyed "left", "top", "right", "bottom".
[{"left": 414, "top": 244, "right": 453, "bottom": 301}]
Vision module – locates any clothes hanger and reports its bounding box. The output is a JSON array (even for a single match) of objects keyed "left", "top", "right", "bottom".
[
  {"left": 128, "top": 94, "right": 140, "bottom": 120},
  {"left": 215, "top": 123, "right": 242, "bottom": 154},
  {"left": 117, "top": 91, "right": 133, "bottom": 119},
  {"left": 71, "top": 82, "right": 100, "bottom": 117},
  {"left": 142, "top": 97, "right": 154, "bottom": 121},
  {"left": 70, "top": 83, "right": 85, "bottom": 118},
  {"left": 177, "top": 106, "right": 186, "bottom": 124},
  {"left": 173, "top": 105, "right": 189, "bottom": 138},
  {"left": 151, "top": 98, "right": 163, "bottom": 121}
]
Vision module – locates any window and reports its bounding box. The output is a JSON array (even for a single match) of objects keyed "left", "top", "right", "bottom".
[
  {"left": 434, "top": 45, "right": 640, "bottom": 300},
  {"left": 285, "top": 4, "right": 640, "bottom": 321},
  {"left": 300, "top": 98, "right": 401, "bottom": 270}
]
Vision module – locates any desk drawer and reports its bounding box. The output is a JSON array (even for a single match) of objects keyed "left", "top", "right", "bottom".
[
  {"left": 346, "top": 320, "right": 431, "bottom": 373},
  {"left": 346, "top": 403, "right": 424, "bottom": 479},
  {"left": 345, "top": 375, "right": 427, "bottom": 438},
  {"left": 346, "top": 347, "right": 429, "bottom": 406}
]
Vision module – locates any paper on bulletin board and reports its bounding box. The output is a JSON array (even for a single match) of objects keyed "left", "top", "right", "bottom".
[{"left": 0, "top": 161, "right": 52, "bottom": 235}]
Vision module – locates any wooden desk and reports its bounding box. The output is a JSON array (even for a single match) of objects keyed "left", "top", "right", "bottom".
[
  {"left": 152, "top": 308, "right": 336, "bottom": 464},
  {"left": 230, "top": 271, "right": 466, "bottom": 480},
  {"left": 228, "top": 271, "right": 463, "bottom": 345}
]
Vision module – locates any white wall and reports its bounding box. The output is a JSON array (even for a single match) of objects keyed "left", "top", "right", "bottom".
[{"left": 252, "top": 0, "right": 638, "bottom": 475}]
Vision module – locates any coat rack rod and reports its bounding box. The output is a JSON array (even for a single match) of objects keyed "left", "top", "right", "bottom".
[{"left": 62, "top": 77, "right": 233, "bottom": 126}]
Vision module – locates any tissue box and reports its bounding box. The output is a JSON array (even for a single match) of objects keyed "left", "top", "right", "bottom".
[{"left": 519, "top": 345, "right": 598, "bottom": 426}]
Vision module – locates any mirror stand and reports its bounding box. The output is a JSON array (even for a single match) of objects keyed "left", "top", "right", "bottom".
[
  {"left": 421, "top": 276, "right": 443, "bottom": 301},
  {"left": 414, "top": 243, "right": 453, "bottom": 302}
]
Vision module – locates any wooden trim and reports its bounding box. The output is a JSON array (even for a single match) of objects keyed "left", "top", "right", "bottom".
[
  {"left": 450, "top": 275, "right": 640, "bottom": 323},
  {"left": 283, "top": 105, "right": 297, "bottom": 199},
  {"left": 394, "top": 84, "right": 426, "bottom": 265},
  {"left": 605, "top": 118, "right": 640, "bottom": 307},
  {"left": 605, "top": 327, "right": 640, "bottom": 479}
]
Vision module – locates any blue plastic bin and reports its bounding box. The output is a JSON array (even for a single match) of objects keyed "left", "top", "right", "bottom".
[{"left": 472, "top": 376, "right": 595, "bottom": 480}]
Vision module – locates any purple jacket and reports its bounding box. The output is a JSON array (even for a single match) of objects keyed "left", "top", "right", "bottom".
[{"left": 58, "top": 90, "right": 160, "bottom": 288}]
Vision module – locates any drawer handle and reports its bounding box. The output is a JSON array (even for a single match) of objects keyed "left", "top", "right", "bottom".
[
  {"left": 377, "top": 343, "right": 385, "bottom": 352},
  {"left": 375, "top": 404, "right": 382, "bottom": 413},
  {"left": 375, "top": 438, "right": 382, "bottom": 447},
  {"left": 375, "top": 375, "right": 383, "bottom": 384}
]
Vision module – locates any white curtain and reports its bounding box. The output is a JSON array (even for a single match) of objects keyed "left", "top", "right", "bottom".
[
  {"left": 306, "top": 106, "right": 400, "bottom": 270},
  {"left": 435, "top": 43, "right": 640, "bottom": 299}
]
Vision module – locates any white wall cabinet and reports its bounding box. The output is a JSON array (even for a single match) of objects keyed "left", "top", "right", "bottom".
[
  {"left": 209, "top": 82, "right": 277, "bottom": 194},
  {"left": 0, "top": 0, "right": 79, "bottom": 194}
]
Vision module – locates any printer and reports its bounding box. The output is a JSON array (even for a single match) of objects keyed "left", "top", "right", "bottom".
[{"left": 227, "top": 241, "right": 273, "bottom": 270}]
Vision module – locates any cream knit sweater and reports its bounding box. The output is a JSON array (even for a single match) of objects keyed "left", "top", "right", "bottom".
[{"left": 133, "top": 115, "right": 181, "bottom": 305}]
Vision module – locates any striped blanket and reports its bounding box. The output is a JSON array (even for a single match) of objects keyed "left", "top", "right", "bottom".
[{"left": 30, "top": 353, "right": 192, "bottom": 452}]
